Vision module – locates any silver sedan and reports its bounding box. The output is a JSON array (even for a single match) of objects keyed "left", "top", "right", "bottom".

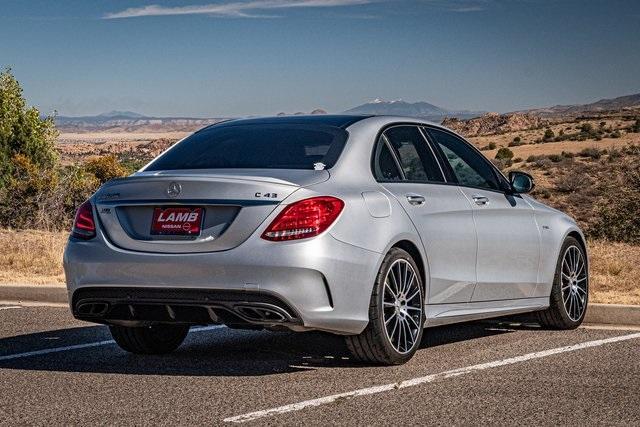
[{"left": 64, "top": 115, "right": 589, "bottom": 365}]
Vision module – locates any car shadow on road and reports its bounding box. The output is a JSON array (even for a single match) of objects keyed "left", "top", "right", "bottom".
[{"left": 0, "top": 320, "right": 533, "bottom": 377}]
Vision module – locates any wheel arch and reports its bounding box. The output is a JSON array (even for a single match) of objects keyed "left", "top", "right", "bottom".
[
  {"left": 566, "top": 230, "right": 587, "bottom": 258},
  {"left": 563, "top": 228, "right": 589, "bottom": 270},
  {"left": 391, "top": 240, "right": 426, "bottom": 291}
]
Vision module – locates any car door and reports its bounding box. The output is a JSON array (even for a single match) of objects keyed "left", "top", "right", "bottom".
[
  {"left": 373, "top": 125, "right": 477, "bottom": 304},
  {"left": 425, "top": 127, "right": 541, "bottom": 302}
]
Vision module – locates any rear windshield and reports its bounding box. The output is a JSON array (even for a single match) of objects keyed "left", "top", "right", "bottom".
[{"left": 145, "top": 124, "right": 348, "bottom": 171}]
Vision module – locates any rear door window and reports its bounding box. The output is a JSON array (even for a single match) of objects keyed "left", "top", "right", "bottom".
[{"left": 382, "top": 126, "right": 445, "bottom": 183}]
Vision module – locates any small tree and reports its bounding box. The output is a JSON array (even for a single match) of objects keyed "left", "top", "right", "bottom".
[
  {"left": 580, "top": 123, "right": 594, "bottom": 133},
  {"left": 84, "top": 155, "right": 128, "bottom": 184},
  {"left": 543, "top": 128, "right": 555, "bottom": 141},
  {"left": 0, "top": 68, "right": 58, "bottom": 188},
  {"left": 495, "top": 147, "right": 514, "bottom": 161}
]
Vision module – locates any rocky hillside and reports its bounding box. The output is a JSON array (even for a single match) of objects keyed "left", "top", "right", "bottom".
[
  {"left": 520, "top": 93, "right": 640, "bottom": 117},
  {"left": 442, "top": 112, "right": 547, "bottom": 137},
  {"left": 55, "top": 112, "right": 227, "bottom": 133}
]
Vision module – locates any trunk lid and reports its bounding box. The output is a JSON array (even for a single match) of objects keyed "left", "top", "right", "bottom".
[{"left": 94, "top": 169, "right": 328, "bottom": 253}]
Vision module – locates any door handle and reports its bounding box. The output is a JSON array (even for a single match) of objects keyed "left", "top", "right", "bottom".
[
  {"left": 472, "top": 195, "right": 489, "bottom": 206},
  {"left": 406, "top": 194, "right": 426, "bottom": 206}
]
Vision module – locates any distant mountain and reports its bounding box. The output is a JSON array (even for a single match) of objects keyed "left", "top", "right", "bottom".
[
  {"left": 520, "top": 93, "right": 640, "bottom": 117},
  {"left": 97, "top": 110, "right": 147, "bottom": 119},
  {"left": 344, "top": 99, "right": 484, "bottom": 121},
  {"left": 55, "top": 111, "right": 228, "bottom": 132}
]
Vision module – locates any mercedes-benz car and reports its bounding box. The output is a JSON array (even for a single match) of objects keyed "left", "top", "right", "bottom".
[{"left": 64, "top": 115, "right": 589, "bottom": 365}]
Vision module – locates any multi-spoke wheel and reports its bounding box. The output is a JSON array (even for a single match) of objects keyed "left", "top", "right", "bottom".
[
  {"left": 383, "top": 259, "right": 423, "bottom": 354},
  {"left": 560, "top": 245, "right": 588, "bottom": 321},
  {"left": 538, "top": 236, "right": 589, "bottom": 329},
  {"left": 346, "top": 248, "right": 424, "bottom": 365}
]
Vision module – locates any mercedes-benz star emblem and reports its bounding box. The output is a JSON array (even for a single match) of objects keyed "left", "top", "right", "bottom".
[{"left": 166, "top": 182, "right": 182, "bottom": 198}]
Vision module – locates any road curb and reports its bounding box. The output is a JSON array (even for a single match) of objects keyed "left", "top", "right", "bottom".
[
  {"left": 0, "top": 285, "right": 68, "bottom": 304},
  {"left": 0, "top": 286, "right": 638, "bottom": 325},
  {"left": 584, "top": 303, "right": 640, "bottom": 326}
]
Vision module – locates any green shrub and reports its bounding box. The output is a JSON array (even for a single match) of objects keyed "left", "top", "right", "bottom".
[
  {"left": 548, "top": 154, "right": 563, "bottom": 162},
  {"left": 480, "top": 141, "right": 497, "bottom": 151},
  {"left": 543, "top": 128, "right": 555, "bottom": 142},
  {"left": 0, "top": 69, "right": 134, "bottom": 230},
  {"left": 580, "top": 123, "right": 593, "bottom": 133},
  {"left": 578, "top": 147, "right": 601, "bottom": 159},
  {"left": 589, "top": 164, "right": 640, "bottom": 244},
  {"left": 0, "top": 68, "right": 58, "bottom": 188},
  {"left": 495, "top": 147, "right": 514, "bottom": 161},
  {"left": 84, "top": 155, "right": 128, "bottom": 184}
]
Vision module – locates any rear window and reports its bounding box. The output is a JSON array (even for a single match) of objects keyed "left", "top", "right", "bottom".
[{"left": 145, "top": 124, "right": 348, "bottom": 171}]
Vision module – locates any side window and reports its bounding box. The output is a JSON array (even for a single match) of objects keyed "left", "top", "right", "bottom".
[
  {"left": 373, "top": 139, "right": 403, "bottom": 181},
  {"left": 382, "top": 126, "right": 445, "bottom": 182},
  {"left": 426, "top": 128, "right": 499, "bottom": 190}
]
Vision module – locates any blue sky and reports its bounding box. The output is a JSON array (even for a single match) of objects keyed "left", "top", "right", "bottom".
[{"left": 1, "top": 0, "right": 639, "bottom": 117}]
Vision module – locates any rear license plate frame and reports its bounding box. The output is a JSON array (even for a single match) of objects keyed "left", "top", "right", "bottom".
[{"left": 150, "top": 206, "right": 204, "bottom": 236}]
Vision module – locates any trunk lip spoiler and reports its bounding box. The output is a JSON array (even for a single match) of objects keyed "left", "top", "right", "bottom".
[{"left": 95, "top": 198, "right": 280, "bottom": 207}]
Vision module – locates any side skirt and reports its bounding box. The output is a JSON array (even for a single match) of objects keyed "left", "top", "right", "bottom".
[{"left": 424, "top": 297, "right": 549, "bottom": 327}]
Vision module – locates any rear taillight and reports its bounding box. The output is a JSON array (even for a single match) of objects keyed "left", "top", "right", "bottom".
[
  {"left": 72, "top": 200, "right": 96, "bottom": 240},
  {"left": 261, "top": 196, "right": 344, "bottom": 241}
]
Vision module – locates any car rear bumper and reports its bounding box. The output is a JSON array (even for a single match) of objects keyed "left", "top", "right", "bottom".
[{"left": 64, "top": 229, "right": 381, "bottom": 335}]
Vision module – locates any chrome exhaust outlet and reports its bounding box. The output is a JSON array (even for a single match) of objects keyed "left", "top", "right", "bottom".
[{"left": 233, "top": 304, "right": 290, "bottom": 323}]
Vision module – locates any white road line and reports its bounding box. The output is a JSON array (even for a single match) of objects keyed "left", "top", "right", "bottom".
[
  {"left": 0, "top": 306, "right": 22, "bottom": 311},
  {"left": 0, "top": 300, "right": 67, "bottom": 308},
  {"left": 224, "top": 332, "right": 640, "bottom": 423},
  {"left": 0, "top": 325, "right": 224, "bottom": 362}
]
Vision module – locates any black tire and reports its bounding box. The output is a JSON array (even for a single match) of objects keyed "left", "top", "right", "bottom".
[
  {"left": 109, "top": 324, "right": 190, "bottom": 354},
  {"left": 345, "top": 248, "right": 425, "bottom": 365},
  {"left": 537, "top": 236, "right": 588, "bottom": 329}
]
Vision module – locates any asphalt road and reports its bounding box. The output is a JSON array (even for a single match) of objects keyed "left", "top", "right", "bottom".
[{"left": 0, "top": 302, "right": 638, "bottom": 426}]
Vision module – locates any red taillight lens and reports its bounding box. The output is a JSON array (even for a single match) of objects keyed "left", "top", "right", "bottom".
[
  {"left": 72, "top": 200, "right": 96, "bottom": 240},
  {"left": 261, "top": 196, "right": 344, "bottom": 241}
]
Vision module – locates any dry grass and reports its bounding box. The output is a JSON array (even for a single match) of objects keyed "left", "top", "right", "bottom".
[
  {"left": 469, "top": 117, "right": 640, "bottom": 158},
  {"left": 0, "top": 229, "right": 637, "bottom": 305},
  {"left": 588, "top": 241, "right": 640, "bottom": 305},
  {"left": 0, "top": 229, "right": 67, "bottom": 284}
]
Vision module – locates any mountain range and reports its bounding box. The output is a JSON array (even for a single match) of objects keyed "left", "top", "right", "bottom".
[
  {"left": 343, "top": 98, "right": 484, "bottom": 121},
  {"left": 54, "top": 92, "right": 640, "bottom": 132},
  {"left": 55, "top": 111, "right": 228, "bottom": 132},
  {"left": 518, "top": 93, "right": 640, "bottom": 116}
]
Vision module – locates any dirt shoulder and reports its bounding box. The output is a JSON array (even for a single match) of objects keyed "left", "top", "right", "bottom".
[{"left": 1, "top": 229, "right": 637, "bottom": 305}]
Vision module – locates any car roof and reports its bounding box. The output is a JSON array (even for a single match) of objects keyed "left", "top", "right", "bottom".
[{"left": 207, "top": 114, "right": 374, "bottom": 129}]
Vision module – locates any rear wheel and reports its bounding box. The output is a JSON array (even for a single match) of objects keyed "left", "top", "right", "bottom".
[
  {"left": 537, "top": 236, "right": 588, "bottom": 329},
  {"left": 109, "top": 324, "right": 190, "bottom": 354},
  {"left": 345, "top": 248, "right": 424, "bottom": 365}
]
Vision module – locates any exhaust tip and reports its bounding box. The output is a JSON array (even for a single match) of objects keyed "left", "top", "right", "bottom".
[
  {"left": 234, "top": 305, "right": 288, "bottom": 322},
  {"left": 76, "top": 302, "right": 109, "bottom": 317}
]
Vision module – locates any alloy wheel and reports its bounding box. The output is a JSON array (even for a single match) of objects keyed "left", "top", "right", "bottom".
[
  {"left": 560, "top": 245, "right": 588, "bottom": 321},
  {"left": 382, "top": 259, "right": 423, "bottom": 354}
]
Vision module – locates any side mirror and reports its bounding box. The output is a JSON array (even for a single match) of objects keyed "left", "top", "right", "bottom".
[{"left": 509, "top": 171, "right": 534, "bottom": 194}]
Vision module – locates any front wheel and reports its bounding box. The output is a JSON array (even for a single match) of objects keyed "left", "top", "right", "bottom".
[
  {"left": 345, "top": 248, "right": 425, "bottom": 365},
  {"left": 110, "top": 324, "right": 190, "bottom": 354},
  {"left": 537, "top": 236, "right": 589, "bottom": 329}
]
